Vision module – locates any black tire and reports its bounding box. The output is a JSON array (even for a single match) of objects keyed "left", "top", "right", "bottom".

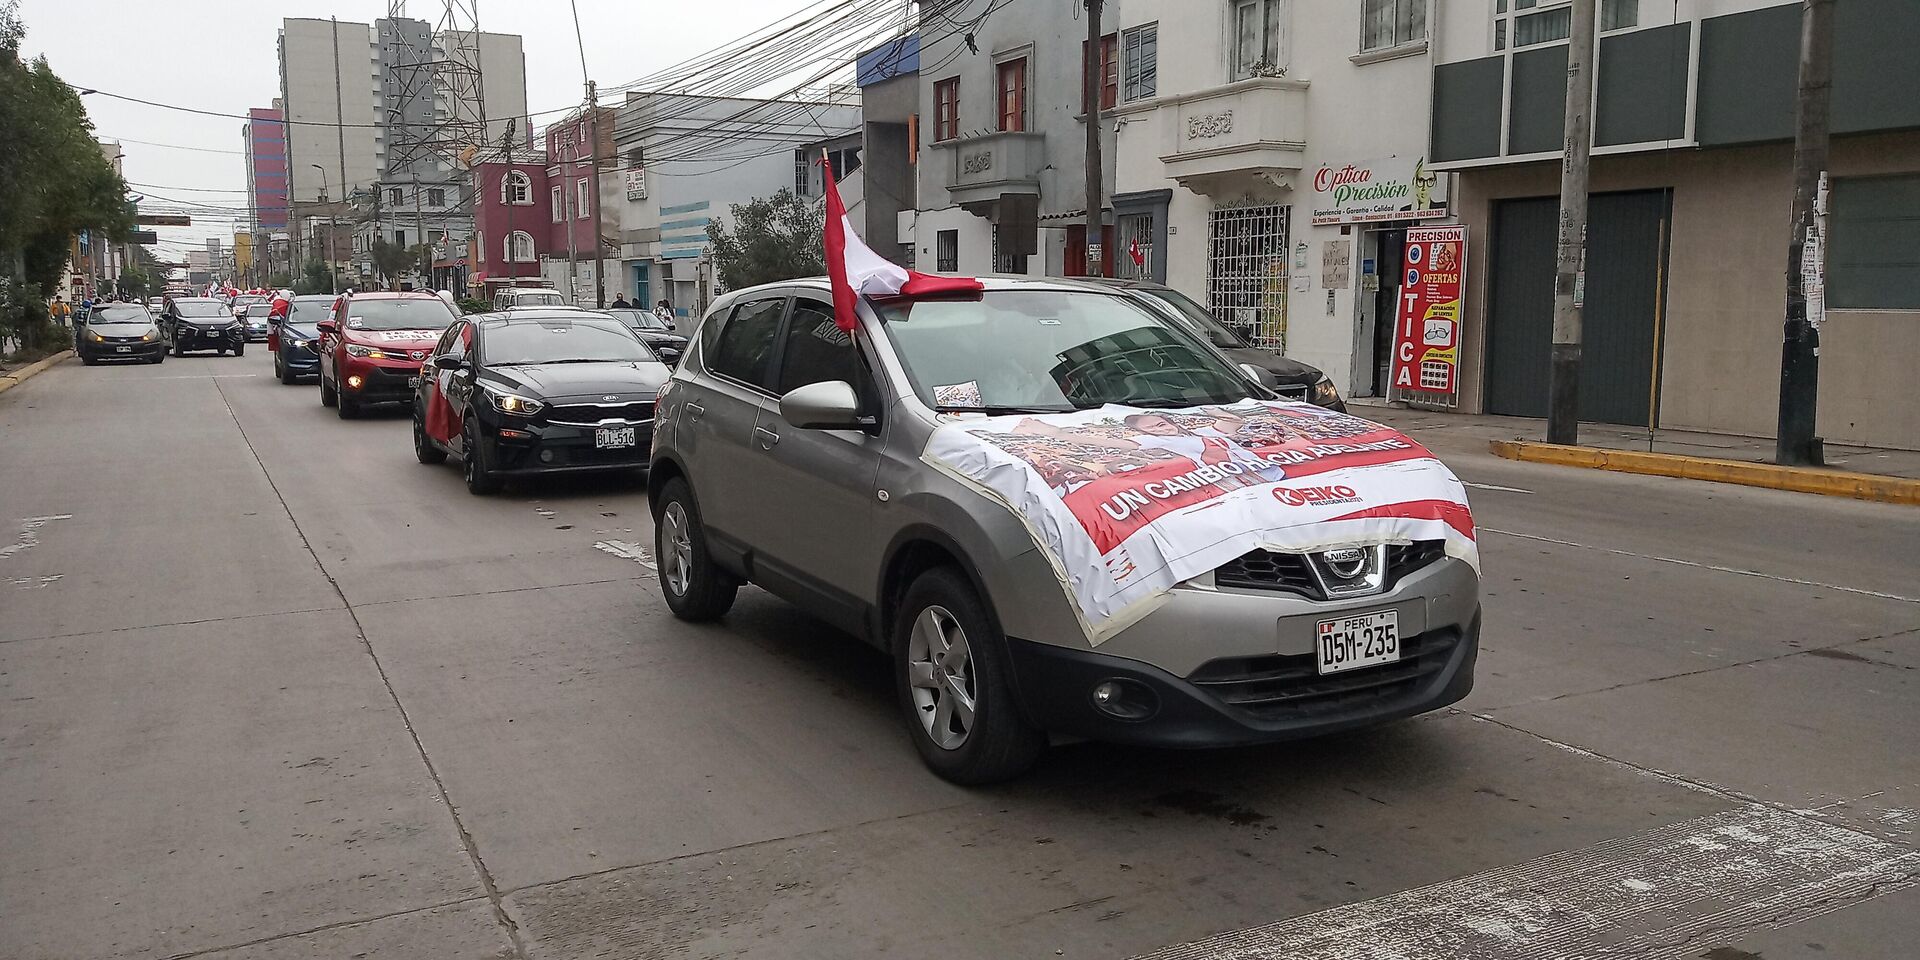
[
  {"left": 652, "top": 476, "right": 738, "bottom": 621},
  {"left": 171, "top": 339, "right": 184, "bottom": 358},
  {"left": 320, "top": 375, "right": 338, "bottom": 407},
  {"left": 276, "top": 354, "right": 293, "bottom": 384},
  {"left": 80, "top": 354, "right": 98, "bottom": 366},
  {"left": 462, "top": 420, "right": 501, "bottom": 495},
  {"left": 336, "top": 393, "right": 359, "bottom": 419},
  {"left": 413, "top": 409, "right": 447, "bottom": 464},
  {"left": 234, "top": 343, "right": 245, "bottom": 357},
  {"left": 216, "top": 347, "right": 227, "bottom": 356},
  {"left": 892, "top": 566, "right": 1045, "bottom": 785},
  {"left": 149, "top": 353, "right": 164, "bottom": 365}
]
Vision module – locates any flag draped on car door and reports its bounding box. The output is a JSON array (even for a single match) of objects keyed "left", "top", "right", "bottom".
[{"left": 820, "top": 150, "right": 981, "bottom": 333}]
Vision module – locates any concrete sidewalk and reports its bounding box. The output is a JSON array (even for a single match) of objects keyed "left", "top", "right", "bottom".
[{"left": 1351, "top": 399, "right": 1920, "bottom": 480}]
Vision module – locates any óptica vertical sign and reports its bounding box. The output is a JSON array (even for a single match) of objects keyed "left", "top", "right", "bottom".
[{"left": 1390, "top": 224, "right": 1467, "bottom": 401}]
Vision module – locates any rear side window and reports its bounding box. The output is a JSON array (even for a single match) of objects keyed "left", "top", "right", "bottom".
[
  {"left": 707, "top": 298, "right": 786, "bottom": 390},
  {"left": 775, "top": 298, "right": 859, "bottom": 394}
]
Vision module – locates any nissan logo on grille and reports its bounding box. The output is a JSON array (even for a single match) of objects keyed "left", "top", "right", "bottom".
[{"left": 1317, "top": 546, "right": 1370, "bottom": 579}]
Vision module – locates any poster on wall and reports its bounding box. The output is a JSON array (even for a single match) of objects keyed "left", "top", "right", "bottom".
[{"left": 1389, "top": 224, "right": 1467, "bottom": 400}]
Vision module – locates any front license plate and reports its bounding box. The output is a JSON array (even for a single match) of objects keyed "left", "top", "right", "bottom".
[
  {"left": 114, "top": 345, "right": 131, "bottom": 353},
  {"left": 1315, "top": 610, "right": 1400, "bottom": 675},
  {"left": 595, "top": 426, "right": 636, "bottom": 449},
  {"left": 406, "top": 376, "right": 421, "bottom": 388}
]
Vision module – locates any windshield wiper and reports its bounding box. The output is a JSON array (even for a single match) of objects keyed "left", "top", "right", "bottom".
[
  {"left": 537, "top": 358, "right": 623, "bottom": 364},
  {"left": 936, "top": 404, "right": 1077, "bottom": 415}
]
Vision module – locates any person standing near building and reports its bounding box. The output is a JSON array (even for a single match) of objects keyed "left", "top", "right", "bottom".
[
  {"left": 610, "top": 293, "right": 631, "bottom": 309},
  {"left": 653, "top": 298, "right": 673, "bottom": 327},
  {"left": 50, "top": 296, "right": 71, "bottom": 328}
]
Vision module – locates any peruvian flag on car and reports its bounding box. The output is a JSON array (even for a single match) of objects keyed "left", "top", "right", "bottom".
[{"left": 821, "top": 149, "right": 980, "bottom": 333}]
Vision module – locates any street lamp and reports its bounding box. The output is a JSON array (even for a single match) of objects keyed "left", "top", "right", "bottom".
[{"left": 311, "top": 164, "right": 339, "bottom": 294}]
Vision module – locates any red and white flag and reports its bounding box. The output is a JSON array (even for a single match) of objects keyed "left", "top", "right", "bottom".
[
  {"left": 1128, "top": 236, "right": 1145, "bottom": 268},
  {"left": 821, "top": 150, "right": 980, "bottom": 333}
]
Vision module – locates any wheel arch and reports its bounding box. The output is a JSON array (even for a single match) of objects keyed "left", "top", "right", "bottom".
[{"left": 875, "top": 525, "right": 1002, "bottom": 652}]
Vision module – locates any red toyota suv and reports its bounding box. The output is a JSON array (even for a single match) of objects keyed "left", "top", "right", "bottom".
[{"left": 315, "top": 291, "right": 459, "bottom": 418}]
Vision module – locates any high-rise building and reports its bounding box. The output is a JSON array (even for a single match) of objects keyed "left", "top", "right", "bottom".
[{"left": 243, "top": 105, "right": 288, "bottom": 232}]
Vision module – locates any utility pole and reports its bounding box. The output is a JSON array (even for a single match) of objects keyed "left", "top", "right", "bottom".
[
  {"left": 412, "top": 174, "right": 429, "bottom": 290},
  {"left": 331, "top": 16, "right": 349, "bottom": 292},
  {"left": 588, "top": 79, "right": 607, "bottom": 308},
  {"left": 1775, "top": 0, "right": 1834, "bottom": 466},
  {"left": 1083, "top": 0, "right": 1104, "bottom": 277},
  {"left": 564, "top": 119, "right": 579, "bottom": 304},
  {"left": 1545, "top": 0, "right": 1595, "bottom": 446},
  {"left": 503, "top": 119, "right": 518, "bottom": 285},
  {"left": 313, "top": 164, "right": 339, "bottom": 295}
]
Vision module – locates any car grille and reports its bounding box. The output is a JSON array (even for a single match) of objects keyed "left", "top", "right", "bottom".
[
  {"left": 103, "top": 335, "right": 149, "bottom": 344},
  {"left": 546, "top": 400, "right": 655, "bottom": 425},
  {"left": 1187, "top": 628, "right": 1462, "bottom": 720},
  {"left": 1214, "top": 540, "right": 1445, "bottom": 599},
  {"left": 1272, "top": 383, "right": 1310, "bottom": 400}
]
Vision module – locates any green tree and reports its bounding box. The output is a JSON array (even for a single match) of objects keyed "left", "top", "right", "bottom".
[
  {"left": 0, "top": 2, "right": 134, "bottom": 351},
  {"left": 293, "top": 260, "right": 333, "bottom": 296},
  {"left": 705, "top": 189, "right": 823, "bottom": 292},
  {"left": 266, "top": 272, "right": 292, "bottom": 289},
  {"left": 368, "top": 238, "right": 413, "bottom": 286},
  {"left": 117, "top": 265, "right": 151, "bottom": 300}
]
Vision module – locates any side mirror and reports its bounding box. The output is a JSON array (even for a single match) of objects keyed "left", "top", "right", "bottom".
[
  {"left": 1238, "top": 362, "right": 1274, "bottom": 386},
  {"left": 780, "top": 380, "right": 863, "bottom": 431},
  {"left": 432, "top": 354, "right": 465, "bottom": 372},
  {"left": 315, "top": 320, "right": 337, "bottom": 335}
]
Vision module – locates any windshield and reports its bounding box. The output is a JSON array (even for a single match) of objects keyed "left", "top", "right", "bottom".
[
  {"left": 482, "top": 319, "right": 656, "bottom": 365},
  {"left": 607, "top": 308, "right": 669, "bottom": 331},
  {"left": 89, "top": 306, "right": 151, "bottom": 325},
  {"left": 173, "top": 301, "right": 230, "bottom": 319},
  {"left": 511, "top": 291, "right": 565, "bottom": 307},
  {"left": 343, "top": 298, "right": 456, "bottom": 332},
  {"left": 878, "top": 291, "right": 1257, "bottom": 412},
  {"left": 1133, "top": 287, "right": 1249, "bottom": 350},
  {"left": 287, "top": 302, "right": 331, "bottom": 327},
  {"left": 246, "top": 305, "right": 272, "bottom": 318}
]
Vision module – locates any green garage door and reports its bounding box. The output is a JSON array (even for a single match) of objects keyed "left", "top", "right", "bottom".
[{"left": 1484, "top": 190, "right": 1671, "bottom": 426}]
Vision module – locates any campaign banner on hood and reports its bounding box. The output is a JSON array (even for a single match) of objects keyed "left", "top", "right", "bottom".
[{"left": 923, "top": 400, "right": 1476, "bottom": 643}]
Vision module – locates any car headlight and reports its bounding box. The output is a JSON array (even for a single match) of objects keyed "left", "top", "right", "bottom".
[
  {"left": 1311, "top": 376, "right": 1341, "bottom": 406},
  {"left": 492, "top": 393, "right": 545, "bottom": 416},
  {"left": 344, "top": 343, "right": 388, "bottom": 358},
  {"left": 141, "top": 330, "right": 157, "bottom": 342}
]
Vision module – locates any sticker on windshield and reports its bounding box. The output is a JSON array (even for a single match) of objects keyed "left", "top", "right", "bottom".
[
  {"left": 346, "top": 317, "right": 365, "bottom": 329},
  {"left": 377, "top": 330, "right": 430, "bottom": 342},
  {"left": 932, "top": 381, "right": 983, "bottom": 407}
]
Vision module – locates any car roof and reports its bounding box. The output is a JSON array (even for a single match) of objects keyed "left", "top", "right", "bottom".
[
  {"left": 293, "top": 295, "right": 334, "bottom": 302},
  {"left": 475, "top": 308, "right": 622, "bottom": 324},
  {"left": 173, "top": 297, "right": 222, "bottom": 303},
  {"left": 345, "top": 291, "right": 441, "bottom": 301}
]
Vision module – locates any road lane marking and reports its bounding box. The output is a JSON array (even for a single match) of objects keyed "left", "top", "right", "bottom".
[
  {"left": 1482, "top": 527, "right": 1920, "bottom": 604},
  {"left": 1, "top": 514, "right": 71, "bottom": 560},
  {"left": 149, "top": 373, "right": 261, "bottom": 380},
  {"left": 1462, "top": 481, "right": 1534, "bottom": 494},
  {"left": 1130, "top": 804, "right": 1920, "bottom": 960},
  {"left": 594, "top": 539, "right": 656, "bottom": 570}
]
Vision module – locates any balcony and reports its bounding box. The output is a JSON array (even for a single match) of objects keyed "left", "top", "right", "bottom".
[
  {"left": 933, "top": 130, "right": 1045, "bottom": 214},
  {"left": 1150, "top": 76, "right": 1310, "bottom": 196}
]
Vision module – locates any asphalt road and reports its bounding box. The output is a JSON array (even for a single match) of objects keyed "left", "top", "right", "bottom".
[{"left": 2, "top": 353, "right": 1916, "bottom": 960}]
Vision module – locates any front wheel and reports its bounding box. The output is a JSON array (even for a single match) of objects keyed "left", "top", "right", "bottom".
[
  {"left": 463, "top": 421, "right": 501, "bottom": 495},
  {"left": 171, "top": 339, "right": 184, "bottom": 358},
  {"left": 413, "top": 410, "right": 447, "bottom": 464},
  {"left": 893, "top": 567, "right": 1044, "bottom": 785},
  {"left": 320, "top": 375, "right": 338, "bottom": 407},
  {"left": 233, "top": 343, "right": 245, "bottom": 357},
  {"left": 653, "top": 477, "right": 737, "bottom": 620}
]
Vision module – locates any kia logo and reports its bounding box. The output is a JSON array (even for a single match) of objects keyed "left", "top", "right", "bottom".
[{"left": 1274, "top": 485, "right": 1359, "bottom": 506}]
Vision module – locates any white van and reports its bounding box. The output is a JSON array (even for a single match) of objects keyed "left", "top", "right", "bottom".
[{"left": 491, "top": 286, "right": 567, "bottom": 311}]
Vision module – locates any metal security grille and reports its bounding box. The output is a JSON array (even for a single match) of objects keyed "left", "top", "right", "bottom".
[
  {"left": 1115, "top": 213, "right": 1154, "bottom": 280},
  {"left": 991, "top": 225, "right": 1027, "bottom": 274},
  {"left": 1206, "top": 203, "right": 1290, "bottom": 351}
]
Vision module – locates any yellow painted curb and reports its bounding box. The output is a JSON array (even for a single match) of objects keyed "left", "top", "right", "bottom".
[
  {"left": 1489, "top": 439, "right": 1920, "bottom": 507},
  {"left": 0, "top": 350, "right": 73, "bottom": 397}
]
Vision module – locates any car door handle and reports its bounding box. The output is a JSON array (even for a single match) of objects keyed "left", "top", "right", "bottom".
[
  {"left": 753, "top": 425, "right": 780, "bottom": 450},
  {"left": 685, "top": 401, "right": 705, "bottom": 420}
]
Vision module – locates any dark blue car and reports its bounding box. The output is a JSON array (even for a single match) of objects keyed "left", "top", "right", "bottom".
[{"left": 271, "top": 295, "right": 335, "bottom": 384}]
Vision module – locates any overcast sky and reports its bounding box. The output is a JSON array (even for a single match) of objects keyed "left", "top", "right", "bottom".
[{"left": 19, "top": 0, "right": 813, "bottom": 260}]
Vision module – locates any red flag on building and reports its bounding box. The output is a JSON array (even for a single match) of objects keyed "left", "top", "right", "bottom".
[
  {"left": 1128, "top": 236, "right": 1145, "bottom": 268},
  {"left": 821, "top": 150, "right": 980, "bottom": 333}
]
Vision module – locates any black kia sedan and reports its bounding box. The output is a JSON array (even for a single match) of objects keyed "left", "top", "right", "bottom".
[
  {"left": 411, "top": 310, "right": 672, "bottom": 494},
  {"left": 163, "top": 297, "right": 247, "bottom": 357},
  {"left": 78, "top": 303, "right": 166, "bottom": 364},
  {"left": 1091, "top": 279, "right": 1345, "bottom": 411}
]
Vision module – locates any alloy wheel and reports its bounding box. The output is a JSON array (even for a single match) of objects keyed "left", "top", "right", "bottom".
[
  {"left": 660, "top": 502, "right": 693, "bottom": 597},
  {"left": 906, "top": 605, "right": 976, "bottom": 750}
]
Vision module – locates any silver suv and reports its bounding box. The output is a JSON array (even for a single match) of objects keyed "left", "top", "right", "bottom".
[{"left": 649, "top": 277, "right": 1480, "bottom": 783}]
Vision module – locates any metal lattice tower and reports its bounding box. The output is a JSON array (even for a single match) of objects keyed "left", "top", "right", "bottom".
[{"left": 432, "top": 0, "right": 490, "bottom": 167}]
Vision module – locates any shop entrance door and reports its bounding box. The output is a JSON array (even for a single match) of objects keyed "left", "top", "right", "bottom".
[
  {"left": 1484, "top": 190, "right": 1670, "bottom": 425},
  {"left": 1368, "top": 229, "right": 1406, "bottom": 396}
]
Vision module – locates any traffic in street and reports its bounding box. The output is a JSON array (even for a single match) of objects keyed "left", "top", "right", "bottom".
[{"left": 4, "top": 320, "right": 1915, "bottom": 959}]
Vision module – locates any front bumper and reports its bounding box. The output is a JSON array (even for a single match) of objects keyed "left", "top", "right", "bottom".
[
  {"left": 1005, "top": 612, "right": 1479, "bottom": 748},
  {"left": 481, "top": 416, "right": 655, "bottom": 475},
  {"left": 80, "top": 339, "right": 166, "bottom": 360},
  {"left": 337, "top": 359, "right": 423, "bottom": 402},
  {"left": 175, "top": 328, "right": 244, "bottom": 351},
  {"left": 279, "top": 345, "right": 321, "bottom": 375}
]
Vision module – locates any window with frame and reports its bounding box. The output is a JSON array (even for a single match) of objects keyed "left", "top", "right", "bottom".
[
  {"left": 708, "top": 297, "right": 786, "bottom": 389},
  {"left": 775, "top": 298, "right": 861, "bottom": 395},
  {"left": 996, "top": 57, "right": 1028, "bottom": 132},
  {"left": 1493, "top": 0, "right": 1632, "bottom": 50},
  {"left": 1231, "top": 0, "right": 1285, "bottom": 80},
  {"left": 501, "top": 170, "right": 531, "bottom": 205},
  {"left": 505, "top": 231, "right": 533, "bottom": 262},
  {"left": 550, "top": 185, "right": 563, "bottom": 222},
  {"left": 1829, "top": 174, "right": 1920, "bottom": 310},
  {"left": 936, "top": 230, "right": 959, "bottom": 272},
  {"left": 1083, "top": 35, "right": 1118, "bottom": 111},
  {"left": 1122, "top": 25, "right": 1158, "bottom": 102},
  {"left": 575, "top": 178, "right": 591, "bottom": 219},
  {"left": 1361, "top": 0, "right": 1426, "bottom": 52},
  {"left": 426, "top": 187, "right": 446, "bottom": 207},
  {"left": 933, "top": 78, "right": 960, "bottom": 141},
  {"left": 388, "top": 187, "right": 404, "bottom": 205}
]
